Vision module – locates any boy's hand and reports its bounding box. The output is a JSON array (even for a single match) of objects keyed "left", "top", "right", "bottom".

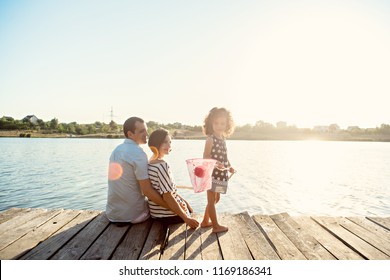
[{"left": 184, "top": 217, "right": 199, "bottom": 229}]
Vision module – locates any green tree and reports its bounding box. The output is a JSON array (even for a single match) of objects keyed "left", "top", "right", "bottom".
[
  {"left": 67, "top": 122, "right": 77, "bottom": 134},
  {"left": 57, "top": 123, "right": 66, "bottom": 133},
  {"left": 109, "top": 120, "right": 118, "bottom": 132},
  {"left": 37, "top": 119, "right": 47, "bottom": 130},
  {"left": 0, "top": 116, "right": 15, "bottom": 129},
  {"left": 49, "top": 118, "right": 59, "bottom": 130},
  {"left": 146, "top": 121, "right": 159, "bottom": 132},
  {"left": 101, "top": 123, "right": 110, "bottom": 133},
  {"left": 379, "top": 124, "right": 390, "bottom": 134},
  {"left": 75, "top": 125, "right": 88, "bottom": 135},
  {"left": 86, "top": 124, "right": 97, "bottom": 134}
]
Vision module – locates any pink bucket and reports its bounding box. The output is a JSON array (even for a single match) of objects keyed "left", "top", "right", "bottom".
[{"left": 186, "top": 158, "right": 217, "bottom": 193}]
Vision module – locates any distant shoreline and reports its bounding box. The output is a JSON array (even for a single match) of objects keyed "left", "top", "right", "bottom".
[{"left": 1, "top": 130, "right": 389, "bottom": 142}]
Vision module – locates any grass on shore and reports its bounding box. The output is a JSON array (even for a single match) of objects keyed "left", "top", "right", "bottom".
[{"left": 1, "top": 130, "right": 389, "bottom": 141}]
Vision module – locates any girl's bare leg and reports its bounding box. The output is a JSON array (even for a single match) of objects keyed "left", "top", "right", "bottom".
[
  {"left": 202, "top": 191, "right": 228, "bottom": 233},
  {"left": 201, "top": 191, "right": 212, "bottom": 227},
  {"left": 201, "top": 204, "right": 212, "bottom": 227}
]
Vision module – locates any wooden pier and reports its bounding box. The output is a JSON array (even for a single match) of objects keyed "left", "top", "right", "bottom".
[{"left": 0, "top": 208, "right": 389, "bottom": 260}]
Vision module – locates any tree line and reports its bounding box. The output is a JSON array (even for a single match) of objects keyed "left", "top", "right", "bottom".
[
  {"left": 0, "top": 116, "right": 118, "bottom": 135},
  {"left": 1, "top": 116, "right": 389, "bottom": 139},
  {"left": 0, "top": 116, "right": 201, "bottom": 136}
]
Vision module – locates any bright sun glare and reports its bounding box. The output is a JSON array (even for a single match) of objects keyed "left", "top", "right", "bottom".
[{"left": 228, "top": 4, "right": 389, "bottom": 128}]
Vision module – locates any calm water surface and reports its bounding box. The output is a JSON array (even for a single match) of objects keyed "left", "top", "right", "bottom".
[{"left": 0, "top": 138, "right": 389, "bottom": 216}]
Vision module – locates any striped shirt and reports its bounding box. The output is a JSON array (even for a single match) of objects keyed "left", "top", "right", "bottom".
[{"left": 148, "top": 161, "right": 189, "bottom": 218}]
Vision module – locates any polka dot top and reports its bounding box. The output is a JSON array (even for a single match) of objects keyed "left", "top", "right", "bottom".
[{"left": 210, "top": 135, "right": 229, "bottom": 186}]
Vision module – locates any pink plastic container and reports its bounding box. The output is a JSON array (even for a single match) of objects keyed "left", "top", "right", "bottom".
[{"left": 186, "top": 158, "right": 217, "bottom": 193}]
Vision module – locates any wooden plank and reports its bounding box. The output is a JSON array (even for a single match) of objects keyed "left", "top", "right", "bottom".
[
  {"left": 111, "top": 219, "right": 153, "bottom": 260},
  {"left": 337, "top": 218, "right": 390, "bottom": 257},
  {"left": 3, "top": 208, "right": 388, "bottom": 261},
  {"left": 0, "top": 209, "right": 62, "bottom": 251},
  {"left": 347, "top": 217, "right": 390, "bottom": 241},
  {"left": 20, "top": 210, "right": 100, "bottom": 260},
  {"left": 367, "top": 217, "right": 390, "bottom": 231},
  {"left": 160, "top": 223, "right": 187, "bottom": 260},
  {"left": 198, "top": 225, "right": 222, "bottom": 260},
  {"left": 216, "top": 213, "right": 252, "bottom": 260},
  {"left": 80, "top": 222, "right": 131, "bottom": 260},
  {"left": 50, "top": 212, "right": 110, "bottom": 260},
  {"left": 184, "top": 213, "right": 203, "bottom": 260},
  {"left": 313, "top": 217, "right": 389, "bottom": 260},
  {"left": 0, "top": 208, "right": 47, "bottom": 236},
  {"left": 270, "top": 213, "right": 336, "bottom": 260},
  {"left": 293, "top": 216, "right": 363, "bottom": 260},
  {"left": 185, "top": 227, "right": 202, "bottom": 260},
  {"left": 253, "top": 214, "right": 306, "bottom": 260},
  {"left": 139, "top": 221, "right": 165, "bottom": 260},
  {"left": 0, "top": 208, "right": 30, "bottom": 224},
  {"left": 234, "top": 212, "right": 280, "bottom": 260},
  {"left": 0, "top": 209, "right": 80, "bottom": 260}
]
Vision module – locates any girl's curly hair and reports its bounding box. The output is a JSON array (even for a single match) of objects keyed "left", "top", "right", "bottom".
[{"left": 203, "top": 107, "right": 235, "bottom": 137}]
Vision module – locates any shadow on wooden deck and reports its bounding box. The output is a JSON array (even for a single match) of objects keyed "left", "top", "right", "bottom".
[{"left": 0, "top": 208, "right": 389, "bottom": 260}]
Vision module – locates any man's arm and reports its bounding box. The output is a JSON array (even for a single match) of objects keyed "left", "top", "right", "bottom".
[{"left": 138, "top": 179, "right": 170, "bottom": 209}]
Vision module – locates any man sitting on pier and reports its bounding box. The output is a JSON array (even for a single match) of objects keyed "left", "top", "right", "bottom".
[{"left": 106, "top": 117, "right": 169, "bottom": 223}]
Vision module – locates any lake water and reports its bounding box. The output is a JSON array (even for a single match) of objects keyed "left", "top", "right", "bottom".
[{"left": 0, "top": 138, "right": 389, "bottom": 216}]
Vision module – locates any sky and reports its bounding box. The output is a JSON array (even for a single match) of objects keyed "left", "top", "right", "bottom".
[{"left": 0, "top": 0, "right": 389, "bottom": 129}]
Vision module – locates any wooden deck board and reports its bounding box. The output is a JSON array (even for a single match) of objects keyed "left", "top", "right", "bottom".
[
  {"left": 0, "top": 208, "right": 47, "bottom": 236},
  {"left": 216, "top": 213, "right": 253, "bottom": 260},
  {"left": 138, "top": 221, "right": 165, "bottom": 260},
  {"left": 253, "top": 214, "right": 307, "bottom": 259},
  {"left": 160, "top": 223, "right": 187, "bottom": 260},
  {"left": 0, "top": 208, "right": 389, "bottom": 260},
  {"left": 234, "top": 212, "right": 280, "bottom": 260},
  {"left": 111, "top": 219, "right": 153, "bottom": 260},
  {"left": 293, "top": 216, "right": 364, "bottom": 260},
  {"left": 50, "top": 212, "right": 110, "bottom": 260},
  {"left": 0, "top": 209, "right": 80, "bottom": 260},
  {"left": 0, "top": 209, "right": 62, "bottom": 251},
  {"left": 184, "top": 213, "right": 203, "bottom": 260},
  {"left": 367, "top": 217, "right": 390, "bottom": 231},
  {"left": 19, "top": 210, "right": 100, "bottom": 260},
  {"left": 270, "top": 213, "right": 336, "bottom": 260},
  {"left": 0, "top": 208, "right": 31, "bottom": 225},
  {"left": 336, "top": 217, "right": 390, "bottom": 256},
  {"left": 347, "top": 217, "right": 390, "bottom": 241},
  {"left": 312, "top": 216, "right": 389, "bottom": 260},
  {"left": 80, "top": 222, "right": 131, "bottom": 260},
  {"left": 198, "top": 226, "right": 222, "bottom": 260}
]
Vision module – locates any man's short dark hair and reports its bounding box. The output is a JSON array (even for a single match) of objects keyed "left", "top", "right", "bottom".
[{"left": 123, "top": 117, "right": 144, "bottom": 138}]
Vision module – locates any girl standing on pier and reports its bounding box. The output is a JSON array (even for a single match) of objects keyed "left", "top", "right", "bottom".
[{"left": 200, "top": 107, "right": 236, "bottom": 233}]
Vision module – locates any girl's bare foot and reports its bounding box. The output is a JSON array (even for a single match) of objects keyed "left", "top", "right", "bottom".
[
  {"left": 212, "top": 225, "right": 228, "bottom": 233},
  {"left": 200, "top": 220, "right": 213, "bottom": 228}
]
